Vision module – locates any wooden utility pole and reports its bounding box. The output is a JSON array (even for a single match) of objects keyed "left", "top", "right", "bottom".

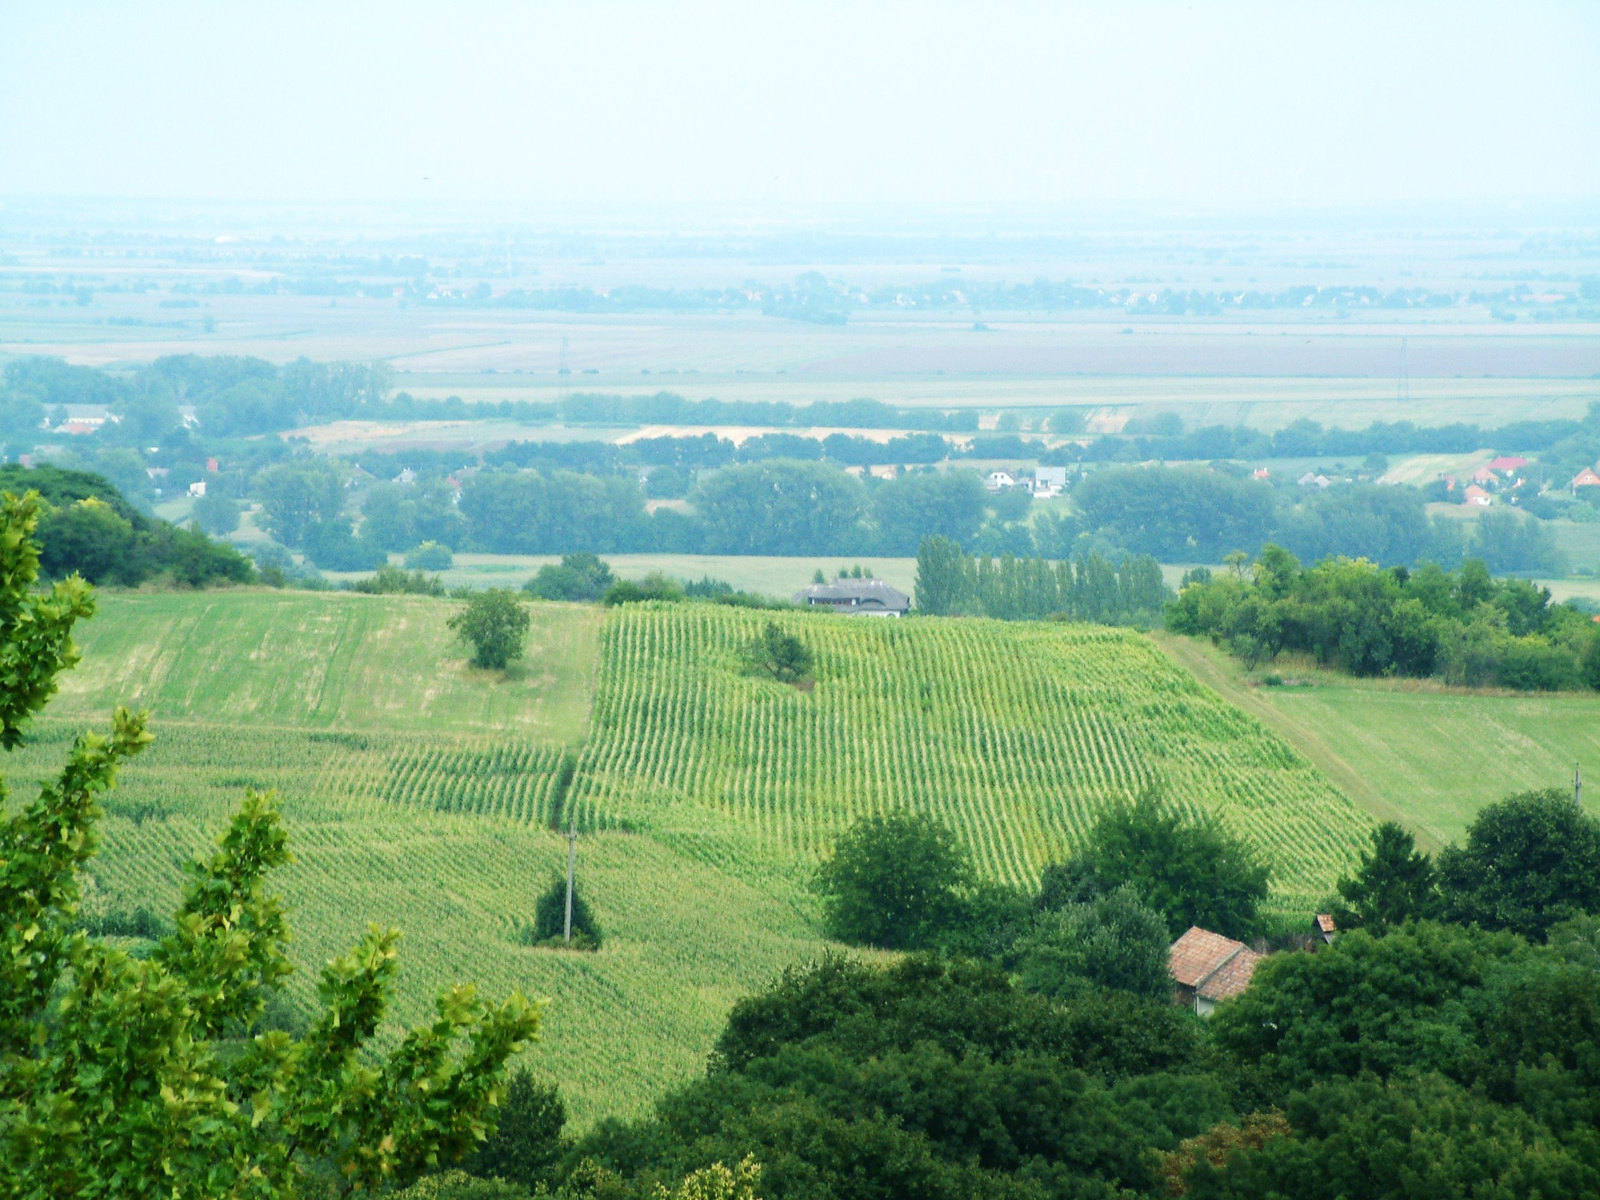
[
  {"left": 564, "top": 818, "right": 577, "bottom": 944},
  {"left": 1577, "top": 763, "right": 1584, "bottom": 809}
]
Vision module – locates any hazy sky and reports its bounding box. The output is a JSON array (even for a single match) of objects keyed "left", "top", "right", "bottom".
[{"left": 2, "top": 1, "right": 1596, "bottom": 208}]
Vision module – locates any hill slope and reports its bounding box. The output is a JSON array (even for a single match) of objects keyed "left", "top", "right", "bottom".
[
  {"left": 1156, "top": 633, "right": 1600, "bottom": 849},
  {"left": 12, "top": 591, "right": 1372, "bottom": 1124},
  {"left": 571, "top": 604, "right": 1372, "bottom": 901}
]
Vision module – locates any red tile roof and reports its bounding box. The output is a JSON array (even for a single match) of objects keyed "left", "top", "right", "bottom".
[{"left": 1169, "top": 926, "right": 1262, "bottom": 1002}]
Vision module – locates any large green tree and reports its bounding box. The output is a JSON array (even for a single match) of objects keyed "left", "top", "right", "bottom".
[
  {"left": 1051, "top": 790, "right": 1271, "bottom": 940},
  {"left": 1014, "top": 884, "right": 1171, "bottom": 1001},
  {"left": 449, "top": 589, "right": 532, "bottom": 671},
  {"left": 1438, "top": 787, "right": 1600, "bottom": 939},
  {"left": 0, "top": 489, "right": 540, "bottom": 1196},
  {"left": 1331, "top": 821, "right": 1441, "bottom": 930},
  {"left": 813, "top": 814, "right": 972, "bottom": 950}
]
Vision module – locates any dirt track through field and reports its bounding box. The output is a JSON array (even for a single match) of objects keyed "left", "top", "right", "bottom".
[{"left": 1150, "top": 631, "right": 1434, "bottom": 849}]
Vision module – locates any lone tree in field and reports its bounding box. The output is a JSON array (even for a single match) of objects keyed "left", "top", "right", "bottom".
[
  {"left": 814, "top": 813, "right": 973, "bottom": 949},
  {"left": 745, "top": 620, "right": 814, "bottom": 685},
  {"left": 0, "top": 489, "right": 541, "bottom": 1197},
  {"left": 450, "top": 587, "right": 532, "bottom": 670}
]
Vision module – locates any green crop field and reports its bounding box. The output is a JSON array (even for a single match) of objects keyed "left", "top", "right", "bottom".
[
  {"left": 9, "top": 590, "right": 1377, "bottom": 1125},
  {"left": 567, "top": 604, "right": 1373, "bottom": 900},
  {"left": 1157, "top": 633, "right": 1600, "bottom": 850}
]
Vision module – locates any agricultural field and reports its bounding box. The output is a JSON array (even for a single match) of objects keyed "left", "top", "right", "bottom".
[
  {"left": 317, "top": 553, "right": 920, "bottom": 599},
  {"left": 8, "top": 588, "right": 1379, "bottom": 1125},
  {"left": 1156, "top": 633, "right": 1600, "bottom": 850},
  {"left": 567, "top": 603, "right": 1373, "bottom": 902}
]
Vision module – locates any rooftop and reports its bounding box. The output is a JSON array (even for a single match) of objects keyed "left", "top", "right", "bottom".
[
  {"left": 1169, "top": 926, "right": 1262, "bottom": 1002},
  {"left": 792, "top": 579, "right": 911, "bottom": 611}
]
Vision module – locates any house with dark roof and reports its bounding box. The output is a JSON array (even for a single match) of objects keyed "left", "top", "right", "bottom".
[
  {"left": 1168, "top": 926, "right": 1262, "bottom": 1016},
  {"left": 791, "top": 579, "right": 911, "bottom": 617}
]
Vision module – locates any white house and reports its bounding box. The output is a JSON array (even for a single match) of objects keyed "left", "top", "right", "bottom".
[
  {"left": 986, "top": 470, "right": 1018, "bottom": 491},
  {"left": 1032, "top": 466, "right": 1068, "bottom": 497},
  {"left": 188, "top": 480, "right": 207, "bottom": 498}
]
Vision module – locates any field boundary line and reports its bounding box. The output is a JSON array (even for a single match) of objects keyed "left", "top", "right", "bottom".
[{"left": 1148, "top": 631, "right": 1435, "bottom": 851}]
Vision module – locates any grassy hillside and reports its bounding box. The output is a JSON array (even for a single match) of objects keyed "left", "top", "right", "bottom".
[
  {"left": 49, "top": 591, "right": 598, "bottom": 740},
  {"left": 1156, "top": 633, "right": 1600, "bottom": 849},
  {"left": 12, "top": 591, "right": 1375, "bottom": 1125}
]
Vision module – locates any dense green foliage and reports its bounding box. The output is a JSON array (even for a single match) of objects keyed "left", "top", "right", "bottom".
[
  {"left": 531, "top": 874, "right": 604, "bottom": 948},
  {"left": 813, "top": 815, "right": 973, "bottom": 950},
  {"left": 1329, "top": 791, "right": 1600, "bottom": 942},
  {"left": 914, "top": 535, "right": 1170, "bottom": 623},
  {"left": 463, "top": 1068, "right": 569, "bottom": 1192},
  {"left": 1169, "top": 544, "right": 1600, "bottom": 689},
  {"left": 1014, "top": 885, "right": 1172, "bottom": 1001},
  {"left": 524, "top": 553, "right": 617, "bottom": 601},
  {"left": 564, "top": 956, "right": 1213, "bottom": 1200},
  {"left": 1073, "top": 466, "right": 1276, "bottom": 563},
  {"left": 1437, "top": 788, "right": 1600, "bottom": 939},
  {"left": 1040, "top": 792, "right": 1272, "bottom": 940},
  {"left": 744, "top": 621, "right": 814, "bottom": 685},
  {"left": 350, "top": 563, "right": 449, "bottom": 596},
  {"left": 1329, "top": 822, "right": 1441, "bottom": 930},
  {"left": 0, "top": 494, "right": 540, "bottom": 1197},
  {"left": 449, "top": 589, "right": 532, "bottom": 670},
  {"left": 0, "top": 464, "right": 254, "bottom": 588}
]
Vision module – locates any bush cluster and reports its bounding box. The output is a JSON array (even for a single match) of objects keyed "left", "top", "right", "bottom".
[{"left": 1169, "top": 544, "right": 1600, "bottom": 690}]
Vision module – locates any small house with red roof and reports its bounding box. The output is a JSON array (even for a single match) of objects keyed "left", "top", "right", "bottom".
[
  {"left": 1462, "top": 485, "right": 1492, "bottom": 507},
  {"left": 1489, "top": 456, "right": 1527, "bottom": 473},
  {"left": 1573, "top": 468, "right": 1600, "bottom": 492},
  {"left": 1169, "top": 927, "right": 1262, "bottom": 1016}
]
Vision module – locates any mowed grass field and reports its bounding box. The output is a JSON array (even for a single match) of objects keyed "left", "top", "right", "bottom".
[
  {"left": 11, "top": 590, "right": 1376, "bottom": 1123},
  {"left": 1157, "top": 634, "right": 1600, "bottom": 850}
]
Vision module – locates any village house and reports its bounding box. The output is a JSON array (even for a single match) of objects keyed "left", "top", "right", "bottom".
[
  {"left": 1573, "top": 468, "right": 1600, "bottom": 493},
  {"left": 1168, "top": 926, "right": 1262, "bottom": 1016},
  {"left": 791, "top": 579, "right": 910, "bottom": 617},
  {"left": 1031, "top": 466, "right": 1068, "bottom": 498},
  {"left": 1463, "top": 484, "right": 1492, "bottom": 507},
  {"left": 985, "top": 470, "right": 1018, "bottom": 491},
  {"left": 1489, "top": 456, "right": 1528, "bottom": 474}
]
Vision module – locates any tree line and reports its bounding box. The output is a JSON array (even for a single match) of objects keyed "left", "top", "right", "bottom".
[
  {"left": 914, "top": 535, "right": 1170, "bottom": 624},
  {"left": 1168, "top": 546, "right": 1600, "bottom": 690}
]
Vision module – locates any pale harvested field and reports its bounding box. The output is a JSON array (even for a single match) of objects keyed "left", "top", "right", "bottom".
[{"left": 318, "top": 553, "right": 920, "bottom": 598}]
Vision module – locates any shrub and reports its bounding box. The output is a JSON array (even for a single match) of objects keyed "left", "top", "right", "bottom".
[
  {"left": 602, "top": 572, "right": 685, "bottom": 606},
  {"left": 1014, "top": 884, "right": 1172, "bottom": 1001},
  {"left": 744, "top": 621, "right": 813, "bottom": 684},
  {"left": 405, "top": 540, "right": 454, "bottom": 571},
  {"left": 350, "top": 564, "right": 447, "bottom": 596},
  {"left": 523, "top": 552, "right": 614, "bottom": 601},
  {"left": 530, "top": 873, "right": 602, "bottom": 947}
]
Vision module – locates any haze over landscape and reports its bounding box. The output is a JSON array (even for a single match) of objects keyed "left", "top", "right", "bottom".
[{"left": 5, "top": 5, "right": 1600, "bottom": 1198}]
